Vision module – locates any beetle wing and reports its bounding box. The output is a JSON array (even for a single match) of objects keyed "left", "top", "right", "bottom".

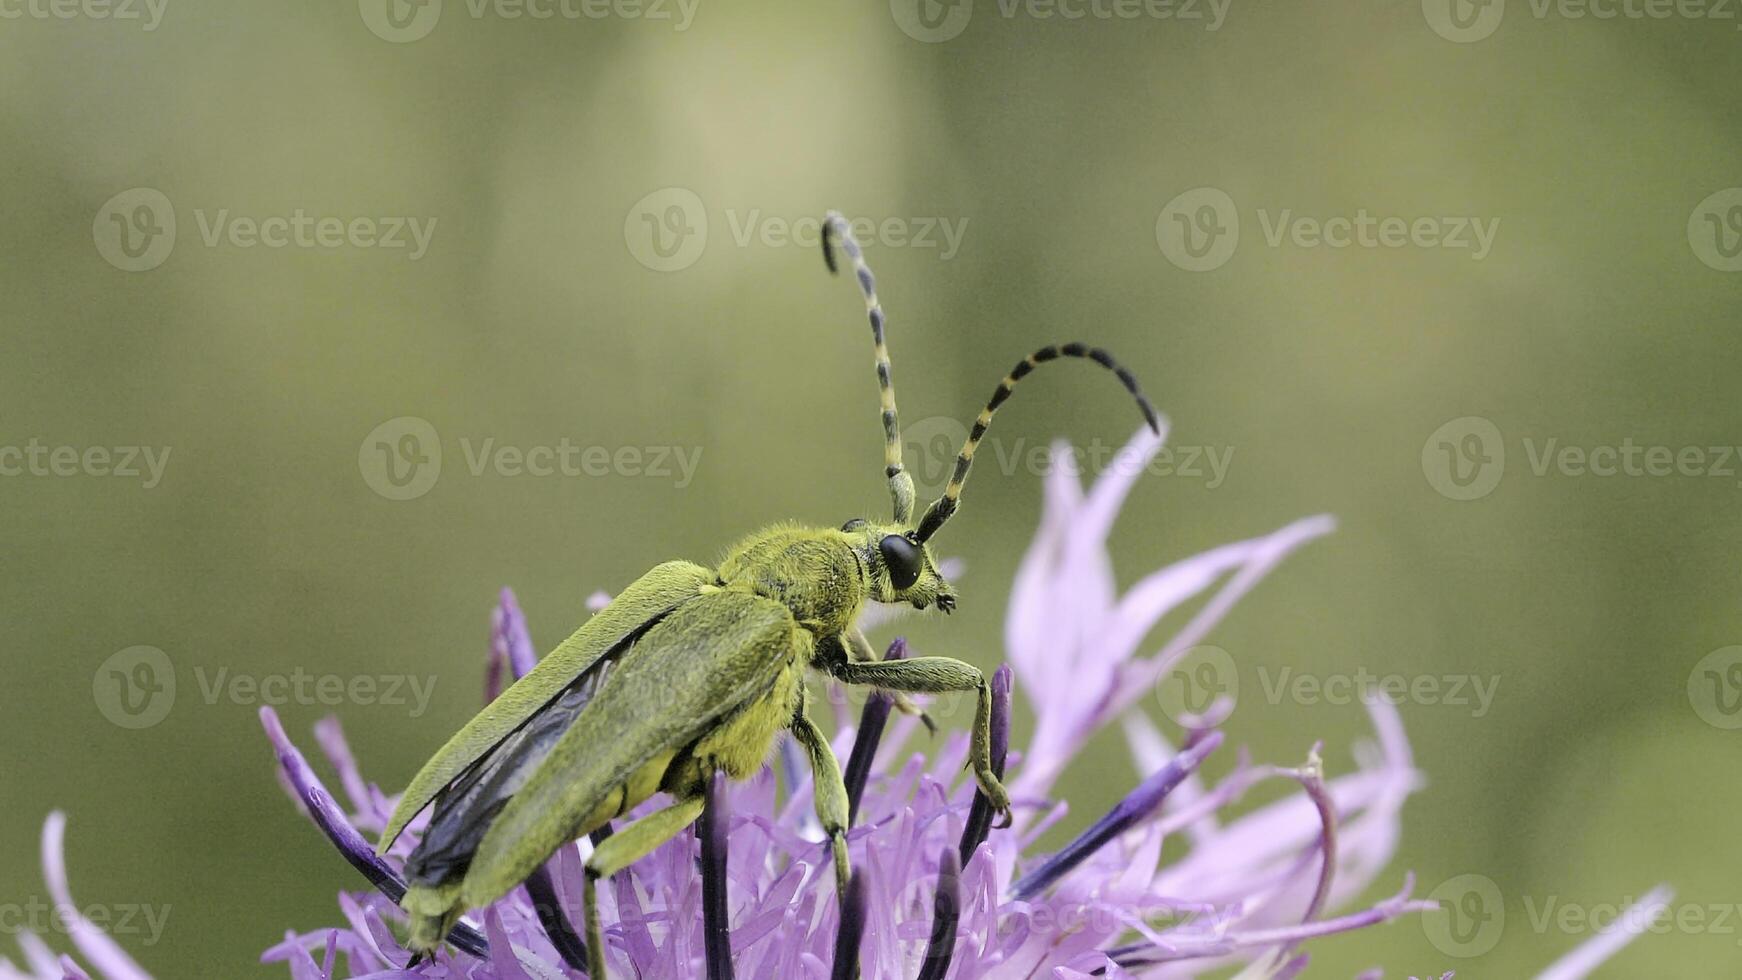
[
  {"left": 460, "top": 589, "right": 798, "bottom": 906},
  {"left": 401, "top": 655, "right": 616, "bottom": 887},
  {"left": 378, "top": 560, "right": 714, "bottom": 852}
]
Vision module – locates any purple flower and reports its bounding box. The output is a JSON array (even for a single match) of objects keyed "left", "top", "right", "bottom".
[{"left": 5, "top": 429, "right": 1673, "bottom": 979}]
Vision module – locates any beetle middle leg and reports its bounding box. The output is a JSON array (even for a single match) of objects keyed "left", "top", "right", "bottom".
[
  {"left": 581, "top": 794, "right": 707, "bottom": 978},
  {"left": 845, "top": 629, "right": 937, "bottom": 733},
  {"left": 789, "top": 696, "right": 852, "bottom": 898},
  {"left": 823, "top": 652, "right": 1012, "bottom": 821}
]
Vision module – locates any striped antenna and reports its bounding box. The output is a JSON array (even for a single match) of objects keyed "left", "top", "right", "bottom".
[
  {"left": 823, "top": 211, "right": 917, "bottom": 524},
  {"left": 914, "top": 343, "right": 1160, "bottom": 543}
]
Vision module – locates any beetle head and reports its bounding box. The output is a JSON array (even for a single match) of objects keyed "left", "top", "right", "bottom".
[{"left": 840, "top": 518, "right": 956, "bottom": 613}]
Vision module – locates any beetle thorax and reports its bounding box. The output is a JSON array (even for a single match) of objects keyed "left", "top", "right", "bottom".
[{"left": 716, "top": 524, "right": 867, "bottom": 635}]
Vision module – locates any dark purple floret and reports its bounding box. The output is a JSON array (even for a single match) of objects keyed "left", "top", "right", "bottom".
[
  {"left": 958, "top": 664, "right": 1012, "bottom": 867},
  {"left": 700, "top": 771, "right": 735, "bottom": 980},
  {"left": 843, "top": 638, "right": 905, "bottom": 825},
  {"left": 916, "top": 846, "right": 961, "bottom": 980},
  {"left": 830, "top": 873, "right": 868, "bottom": 980},
  {"left": 523, "top": 863, "right": 586, "bottom": 970},
  {"left": 505, "top": 592, "right": 592, "bottom": 971},
  {"left": 258, "top": 706, "right": 490, "bottom": 959},
  {"left": 1011, "top": 730, "right": 1224, "bottom": 902}
]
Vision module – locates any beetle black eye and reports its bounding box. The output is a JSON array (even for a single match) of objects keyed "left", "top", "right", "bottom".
[{"left": 878, "top": 534, "right": 922, "bottom": 591}]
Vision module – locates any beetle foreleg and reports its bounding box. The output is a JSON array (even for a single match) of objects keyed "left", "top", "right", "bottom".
[
  {"left": 845, "top": 629, "right": 937, "bottom": 734},
  {"left": 825, "top": 655, "right": 1012, "bottom": 823}
]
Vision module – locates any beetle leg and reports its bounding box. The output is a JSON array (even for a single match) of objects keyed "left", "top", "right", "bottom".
[
  {"left": 845, "top": 629, "right": 937, "bottom": 734},
  {"left": 824, "top": 656, "right": 1011, "bottom": 823},
  {"left": 582, "top": 795, "right": 708, "bottom": 978},
  {"left": 790, "top": 700, "right": 852, "bottom": 899}
]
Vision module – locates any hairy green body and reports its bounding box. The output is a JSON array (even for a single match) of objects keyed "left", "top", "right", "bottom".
[{"left": 382, "top": 519, "right": 1001, "bottom": 967}]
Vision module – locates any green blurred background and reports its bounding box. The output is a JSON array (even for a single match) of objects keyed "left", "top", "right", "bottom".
[{"left": 4, "top": 0, "right": 1741, "bottom": 974}]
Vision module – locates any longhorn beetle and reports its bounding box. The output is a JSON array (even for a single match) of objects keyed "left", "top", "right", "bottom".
[{"left": 378, "top": 211, "right": 1160, "bottom": 976}]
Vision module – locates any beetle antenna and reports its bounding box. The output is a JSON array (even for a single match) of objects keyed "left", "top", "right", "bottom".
[
  {"left": 823, "top": 211, "right": 917, "bottom": 525},
  {"left": 914, "top": 343, "right": 1160, "bottom": 543}
]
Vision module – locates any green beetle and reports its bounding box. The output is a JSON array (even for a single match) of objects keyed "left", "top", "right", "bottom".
[{"left": 379, "top": 212, "right": 1159, "bottom": 976}]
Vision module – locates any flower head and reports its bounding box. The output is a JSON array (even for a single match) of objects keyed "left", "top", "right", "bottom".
[{"left": 6, "top": 430, "right": 1672, "bottom": 979}]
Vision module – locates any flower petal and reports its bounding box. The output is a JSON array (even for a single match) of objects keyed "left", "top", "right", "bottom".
[
  {"left": 1532, "top": 885, "right": 1673, "bottom": 980},
  {"left": 40, "top": 814, "right": 150, "bottom": 980}
]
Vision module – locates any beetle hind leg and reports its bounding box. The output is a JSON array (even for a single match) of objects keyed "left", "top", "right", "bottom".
[{"left": 579, "top": 795, "right": 709, "bottom": 979}]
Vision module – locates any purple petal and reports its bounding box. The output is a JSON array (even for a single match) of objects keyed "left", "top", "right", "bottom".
[
  {"left": 312, "top": 717, "right": 378, "bottom": 829},
  {"left": 40, "top": 813, "right": 151, "bottom": 980},
  {"left": 1112, "top": 875, "right": 1435, "bottom": 965},
  {"left": 484, "top": 908, "right": 535, "bottom": 980},
  {"left": 1533, "top": 885, "right": 1673, "bottom": 980},
  {"left": 488, "top": 586, "right": 539, "bottom": 701}
]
